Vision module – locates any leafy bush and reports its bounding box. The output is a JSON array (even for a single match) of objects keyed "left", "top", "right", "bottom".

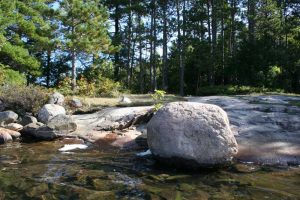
[
  {"left": 58, "top": 76, "right": 121, "bottom": 97},
  {"left": 0, "top": 84, "right": 50, "bottom": 115},
  {"left": 151, "top": 90, "right": 166, "bottom": 111}
]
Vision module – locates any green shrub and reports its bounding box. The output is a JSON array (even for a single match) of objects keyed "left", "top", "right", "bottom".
[
  {"left": 151, "top": 90, "right": 166, "bottom": 111},
  {"left": 0, "top": 84, "right": 50, "bottom": 115},
  {"left": 58, "top": 76, "right": 122, "bottom": 97}
]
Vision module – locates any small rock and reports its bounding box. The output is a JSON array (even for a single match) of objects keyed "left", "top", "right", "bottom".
[
  {"left": 37, "top": 104, "right": 66, "bottom": 123},
  {"left": 119, "top": 96, "right": 132, "bottom": 104},
  {"left": 69, "top": 98, "right": 83, "bottom": 108},
  {"left": 0, "top": 131, "right": 13, "bottom": 144},
  {"left": 20, "top": 115, "right": 37, "bottom": 126},
  {"left": 0, "top": 111, "right": 18, "bottom": 126},
  {"left": 48, "top": 92, "right": 64, "bottom": 105},
  {"left": 47, "top": 114, "right": 77, "bottom": 133},
  {"left": 4, "top": 123, "right": 23, "bottom": 131}
]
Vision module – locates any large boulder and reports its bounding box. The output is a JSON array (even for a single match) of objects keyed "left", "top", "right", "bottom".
[
  {"left": 37, "top": 104, "right": 66, "bottom": 123},
  {"left": 47, "top": 114, "right": 77, "bottom": 133},
  {"left": 0, "top": 111, "right": 18, "bottom": 126},
  {"left": 147, "top": 102, "right": 238, "bottom": 167},
  {"left": 48, "top": 92, "right": 64, "bottom": 105}
]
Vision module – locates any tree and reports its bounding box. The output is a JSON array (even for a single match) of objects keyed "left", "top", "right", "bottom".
[
  {"left": 58, "top": 0, "right": 114, "bottom": 90},
  {"left": 0, "top": 0, "right": 51, "bottom": 80}
]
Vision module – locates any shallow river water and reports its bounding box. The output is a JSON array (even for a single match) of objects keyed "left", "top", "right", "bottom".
[{"left": 0, "top": 141, "right": 299, "bottom": 200}]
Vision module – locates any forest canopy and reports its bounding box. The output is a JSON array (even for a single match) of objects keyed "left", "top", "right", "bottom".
[{"left": 0, "top": 0, "right": 299, "bottom": 96}]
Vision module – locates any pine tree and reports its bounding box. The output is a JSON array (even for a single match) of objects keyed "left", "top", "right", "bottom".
[
  {"left": 0, "top": 0, "right": 51, "bottom": 79},
  {"left": 58, "top": 0, "right": 114, "bottom": 90}
]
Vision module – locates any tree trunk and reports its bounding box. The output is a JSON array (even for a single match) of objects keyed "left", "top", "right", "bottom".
[
  {"left": 114, "top": 4, "right": 120, "bottom": 81},
  {"left": 138, "top": 14, "right": 144, "bottom": 93},
  {"left": 71, "top": 50, "right": 76, "bottom": 91},
  {"left": 221, "top": 0, "right": 225, "bottom": 85},
  {"left": 211, "top": 0, "right": 217, "bottom": 86},
  {"left": 126, "top": 0, "right": 132, "bottom": 87},
  {"left": 149, "top": 2, "right": 154, "bottom": 92},
  {"left": 248, "top": 0, "right": 255, "bottom": 42},
  {"left": 180, "top": 0, "right": 186, "bottom": 96},
  {"left": 162, "top": 0, "right": 168, "bottom": 91},
  {"left": 207, "top": 0, "right": 213, "bottom": 86},
  {"left": 153, "top": 0, "right": 157, "bottom": 91},
  {"left": 176, "top": 0, "right": 184, "bottom": 96},
  {"left": 46, "top": 49, "right": 51, "bottom": 87}
]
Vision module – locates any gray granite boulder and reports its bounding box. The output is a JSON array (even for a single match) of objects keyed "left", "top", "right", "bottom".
[
  {"left": 37, "top": 104, "right": 66, "bottom": 123},
  {"left": 47, "top": 114, "right": 77, "bottom": 133},
  {"left": 147, "top": 102, "right": 238, "bottom": 167}
]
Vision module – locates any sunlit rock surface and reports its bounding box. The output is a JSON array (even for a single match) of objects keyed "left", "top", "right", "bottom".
[{"left": 187, "top": 95, "right": 300, "bottom": 165}]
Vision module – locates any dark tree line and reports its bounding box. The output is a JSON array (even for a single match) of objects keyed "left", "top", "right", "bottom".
[
  {"left": 1, "top": 0, "right": 300, "bottom": 95},
  {"left": 105, "top": 0, "right": 300, "bottom": 94}
]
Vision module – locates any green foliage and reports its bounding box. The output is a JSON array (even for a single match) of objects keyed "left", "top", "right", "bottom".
[
  {"left": 0, "top": 64, "right": 26, "bottom": 85},
  {"left": 0, "top": 84, "right": 49, "bottom": 115},
  {"left": 58, "top": 76, "right": 121, "bottom": 97},
  {"left": 197, "top": 85, "right": 284, "bottom": 96},
  {"left": 0, "top": 0, "right": 51, "bottom": 77},
  {"left": 151, "top": 90, "right": 166, "bottom": 111}
]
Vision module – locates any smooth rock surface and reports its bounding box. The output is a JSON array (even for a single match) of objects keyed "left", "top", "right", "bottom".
[
  {"left": 147, "top": 102, "right": 238, "bottom": 167},
  {"left": 48, "top": 92, "right": 64, "bottom": 105},
  {"left": 4, "top": 123, "right": 23, "bottom": 131},
  {"left": 187, "top": 95, "right": 300, "bottom": 165},
  {"left": 47, "top": 114, "right": 77, "bottom": 133},
  {"left": 0, "top": 111, "right": 18, "bottom": 126},
  {"left": 0, "top": 131, "right": 13, "bottom": 144},
  {"left": 69, "top": 107, "right": 152, "bottom": 148},
  {"left": 0, "top": 127, "right": 21, "bottom": 139},
  {"left": 37, "top": 104, "right": 66, "bottom": 123}
]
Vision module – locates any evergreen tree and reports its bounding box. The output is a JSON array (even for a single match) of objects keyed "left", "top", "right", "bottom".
[{"left": 58, "top": 0, "right": 114, "bottom": 90}]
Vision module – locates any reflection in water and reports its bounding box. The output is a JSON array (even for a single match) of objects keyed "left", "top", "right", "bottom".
[{"left": 0, "top": 141, "right": 299, "bottom": 200}]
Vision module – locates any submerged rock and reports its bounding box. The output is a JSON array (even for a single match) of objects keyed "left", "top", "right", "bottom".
[
  {"left": 37, "top": 104, "right": 66, "bottom": 123},
  {"left": 0, "top": 111, "right": 18, "bottom": 126},
  {"left": 147, "top": 102, "right": 238, "bottom": 168}
]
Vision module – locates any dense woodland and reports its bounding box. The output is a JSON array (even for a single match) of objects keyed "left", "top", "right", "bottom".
[{"left": 0, "top": 0, "right": 299, "bottom": 96}]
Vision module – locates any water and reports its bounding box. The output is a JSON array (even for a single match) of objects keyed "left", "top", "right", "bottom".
[{"left": 0, "top": 141, "right": 299, "bottom": 200}]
